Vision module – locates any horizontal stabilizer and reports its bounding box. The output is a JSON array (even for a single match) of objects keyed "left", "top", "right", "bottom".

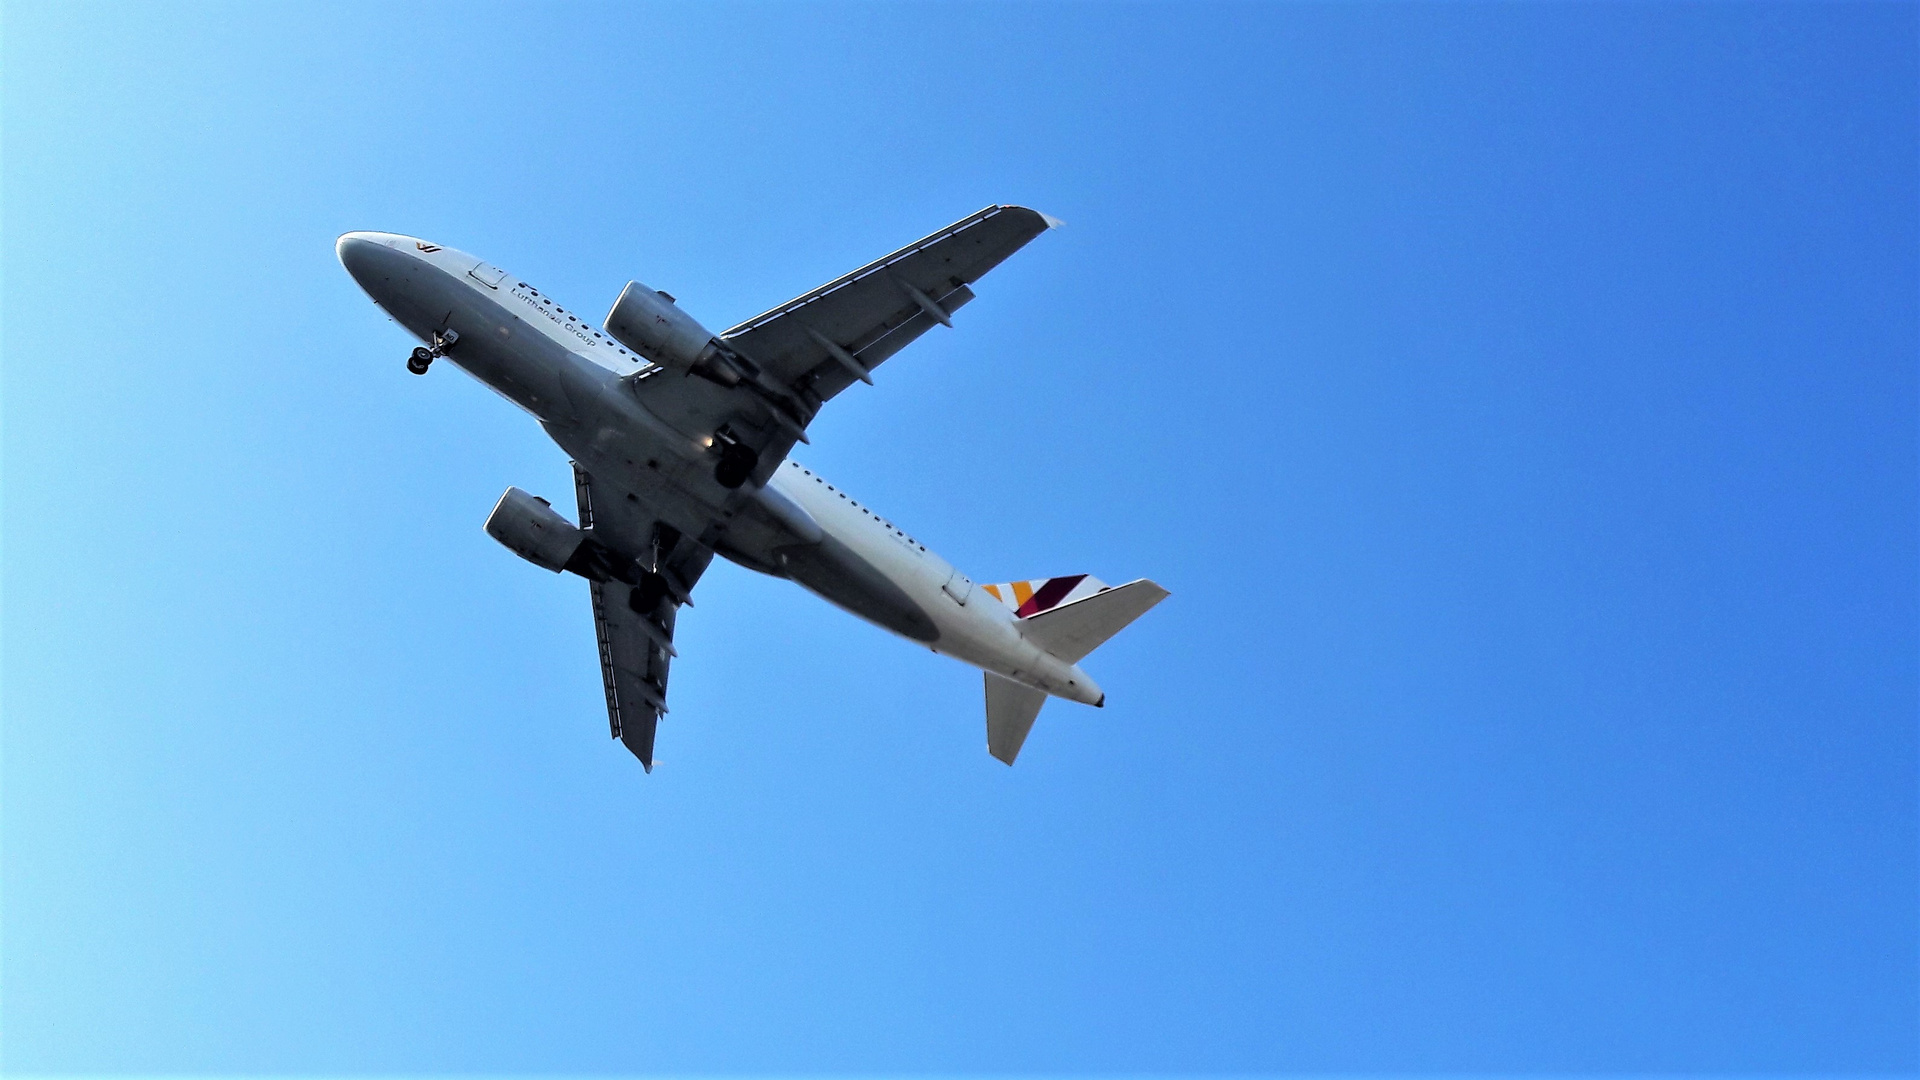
[
  {"left": 1020, "top": 578, "right": 1170, "bottom": 663},
  {"left": 985, "top": 672, "right": 1048, "bottom": 765}
]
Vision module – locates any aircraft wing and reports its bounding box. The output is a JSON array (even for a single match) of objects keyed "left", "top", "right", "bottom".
[
  {"left": 573, "top": 463, "right": 713, "bottom": 771},
  {"left": 719, "top": 204, "right": 1059, "bottom": 400},
  {"left": 626, "top": 205, "right": 1057, "bottom": 486}
]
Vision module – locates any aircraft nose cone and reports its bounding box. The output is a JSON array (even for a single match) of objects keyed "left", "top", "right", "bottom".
[
  {"left": 336, "top": 231, "right": 421, "bottom": 304},
  {"left": 336, "top": 231, "right": 385, "bottom": 280}
]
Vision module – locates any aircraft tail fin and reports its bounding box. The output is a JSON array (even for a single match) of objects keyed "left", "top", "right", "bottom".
[
  {"left": 980, "top": 574, "right": 1108, "bottom": 619},
  {"left": 985, "top": 672, "right": 1048, "bottom": 764},
  {"left": 979, "top": 576, "right": 1170, "bottom": 764}
]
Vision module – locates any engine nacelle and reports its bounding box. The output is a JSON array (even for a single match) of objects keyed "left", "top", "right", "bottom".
[
  {"left": 604, "top": 281, "right": 721, "bottom": 371},
  {"left": 485, "top": 486, "right": 584, "bottom": 573}
]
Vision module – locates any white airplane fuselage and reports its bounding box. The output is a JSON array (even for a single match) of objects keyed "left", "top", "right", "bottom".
[{"left": 337, "top": 232, "right": 1104, "bottom": 706}]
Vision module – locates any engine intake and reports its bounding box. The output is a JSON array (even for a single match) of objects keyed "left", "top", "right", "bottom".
[
  {"left": 485, "top": 487, "right": 585, "bottom": 572},
  {"left": 604, "top": 281, "right": 721, "bottom": 371}
]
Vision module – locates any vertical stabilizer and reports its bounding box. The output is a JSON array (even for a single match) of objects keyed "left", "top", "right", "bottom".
[
  {"left": 985, "top": 672, "right": 1048, "bottom": 765},
  {"left": 980, "top": 574, "right": 1108, "bottom": 617}
]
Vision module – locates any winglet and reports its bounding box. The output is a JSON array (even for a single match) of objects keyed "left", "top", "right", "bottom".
[{"left": 1039, "top": 211, "right": 1065, "bottom": 229}]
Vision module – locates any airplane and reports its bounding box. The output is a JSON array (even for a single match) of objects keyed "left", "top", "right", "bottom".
[{"left": 336, "top": 205, "right": 1167, "bottom": 771}]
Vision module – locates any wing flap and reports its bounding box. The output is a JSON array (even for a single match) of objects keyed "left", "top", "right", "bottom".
[{"left": 589, "top": 579, "right": 667, "bottom": 769}]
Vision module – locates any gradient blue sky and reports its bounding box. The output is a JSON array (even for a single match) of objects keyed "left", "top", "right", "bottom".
[{"left": 3, "top": 1, "right": 1915, "bottom": 1073}]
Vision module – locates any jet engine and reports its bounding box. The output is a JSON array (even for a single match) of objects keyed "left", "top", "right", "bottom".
[
  {"left": 604, "top": 280, "right": 813, "bottom": 489},
  {"left": 485, "top": 486, "right": 586, "bottom": 573},
  {"left": 604, "top": 281, "right": 723, "bottom": 373},
  {"left": 485, "top": 486, "right": 646, "bottom": 585}
]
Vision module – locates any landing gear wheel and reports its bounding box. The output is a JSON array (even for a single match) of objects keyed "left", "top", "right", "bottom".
[
  {"left": 407, "top": 347, "right": 433, "bottom": 375},
  {"left": 713, "top": 442, "right": 758, "bottom": 489},
  {"left": 629, "top": 573, "right": 669, "bottom": 613}
]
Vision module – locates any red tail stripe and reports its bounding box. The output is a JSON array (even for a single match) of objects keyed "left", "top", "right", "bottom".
[{"left": 1016, "top": 574, "right": 1087, "bottom": 618}]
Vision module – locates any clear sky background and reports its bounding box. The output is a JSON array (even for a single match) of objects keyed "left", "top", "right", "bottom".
[{"left": 3, "top": 1, "right": 1914, "bottom": 1073}]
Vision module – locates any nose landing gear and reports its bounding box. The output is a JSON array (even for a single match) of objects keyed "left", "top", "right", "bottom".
[{"left": 406, "top": 329, "right": 460, "bottom": 375}]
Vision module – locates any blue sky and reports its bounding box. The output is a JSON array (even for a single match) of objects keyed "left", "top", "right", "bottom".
[{"left": 3, "top": 1, "right": 1914, "bottom": 1073}]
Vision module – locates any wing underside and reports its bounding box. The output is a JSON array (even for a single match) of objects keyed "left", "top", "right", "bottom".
[
  {"left": 721, "top": 204, "right": 1059, "bottom": 404},
  {"left": 575, "top": 463, "right": 711, "bottom": 771},
  {"left": 627, "top": 206, "right": 1059, "bottom": 490}
]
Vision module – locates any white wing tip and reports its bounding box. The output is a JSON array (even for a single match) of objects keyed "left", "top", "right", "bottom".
[{"left": 1039, "top": 212, "right": 1066, "bottom": 229}]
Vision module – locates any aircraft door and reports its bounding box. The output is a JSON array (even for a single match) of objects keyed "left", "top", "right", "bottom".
[
  {"left": 468, "top": 260, "right": 508, "bottom": 288},
  {"left": 943, "top": 567, "right": 972, "bottom": 606}
]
